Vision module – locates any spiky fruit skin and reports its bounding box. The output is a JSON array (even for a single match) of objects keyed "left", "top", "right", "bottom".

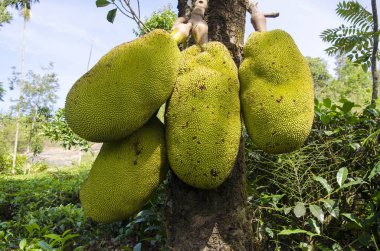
[
  {"left": 79, "top": 118, "right": 167, "bottom": 223},
  {"left": 239, "top": 30, "right": 314, "bottom": 154},
  {"left": 65, "top": 29, "right": 180, "bottom": 142},
  {"left": 166, "top": 42, "right": 241, "bottom": 189}
]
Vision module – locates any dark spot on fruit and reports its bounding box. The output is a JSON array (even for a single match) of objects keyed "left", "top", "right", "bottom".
[
  {"left": 199, "top": 84, "right": 206, "bottom": 90},
  {"left": 192, "top": 107, "right": 196, "bottom": 112},
  {"left": 133, "top": 160, "right": 138, "bottom": 165},
  {"left": 197, "top": 160, "right": 200, "bottom": 164},
  {"left": 221, "top": 139, "right": 225, "bottom": 142},
  {"left": 276, "top": 96, "right": 283, "bottom": 103},
  {"left": 210, "top": 169, "right": 218, "bottom": 177},
  {"left": 181, "top": 121, "right": 189, "bottom": 129},
  {"left": 192, "top": 136, "right": 197, "bottom": 140},
  {"left": 293, "top": 99, "right": 296, "bottom": 102},
  {"left": 197, "top": 141, "right": 201, "bottom": 144}
]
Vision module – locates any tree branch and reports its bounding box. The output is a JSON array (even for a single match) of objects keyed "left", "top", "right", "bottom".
[{"left": 247, "top": 0, "right": 279, "bottom": 32}]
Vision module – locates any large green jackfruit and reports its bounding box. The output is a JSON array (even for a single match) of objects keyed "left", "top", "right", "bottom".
[
  {"left": 239, "top": 29, "right": 314, "bottom": 154},
  {"left": 65, "top": 29, "right": 180, "bottom": 142},
  {"left": 166, "top": 42, "right": 241, "bottom": 189},
  {"left": 79, "top": 118, "right": 167, "bottom": 223}
]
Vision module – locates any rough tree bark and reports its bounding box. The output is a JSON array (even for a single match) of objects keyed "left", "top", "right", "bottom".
[{"left": 165, "top": 0, "right": 254, "bottom": 250}]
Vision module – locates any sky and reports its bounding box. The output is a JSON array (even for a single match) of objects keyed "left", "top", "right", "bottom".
[{"left": 0, "top": 0, "right": 373, "bottom": 113}]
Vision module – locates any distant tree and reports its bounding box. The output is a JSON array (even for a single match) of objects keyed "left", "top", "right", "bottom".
[
  {"left": 42, "top": 108, "right": 90, "bottom": 165},
  {"left": 133, "top": 6, "right": 176, "bottom": 36},
  {"left": 8, "top": 63, "right": 59, "bottom": 173},
  {"left": 316, "top": 56, "right": 372, "bottom": 106},
  {"left": 0, "top": 82, "right": 5, "bottom": 101},
  {"left": 321, "top": 0, "right": 379, "bottom": 103},
  {"left": 306, "top": 56, "right": 332, "bottom": 91},
  {"left": 0, "top": 0, "right": 40, "bottom": 26}
]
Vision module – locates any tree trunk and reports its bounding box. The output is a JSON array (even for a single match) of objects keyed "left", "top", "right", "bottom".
[
  {"left": 371, "top": 0, "right": 379, "bottom": 103},
  {"left": 165, "top": 1, "right": 254, "bottom": 250}
]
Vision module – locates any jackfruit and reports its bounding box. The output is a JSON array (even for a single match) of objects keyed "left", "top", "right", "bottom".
[
  {"left": 65, "top": 29, "right": 180, "bottom": 142},
  {"left": 79, "top": 118, "right": 167, "bottom": 223},
  {"left": 166, "top": 42, "right": 241, "bottom": 189},
  {"left": 239, "top": 29, "right": 314, "bottom": 154}
]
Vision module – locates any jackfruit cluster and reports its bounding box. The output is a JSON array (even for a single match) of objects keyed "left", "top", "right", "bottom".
[
  {"left": 79, "top": 118, "right": 167, "bottom": 223},
  {"left": 65, "top": 29, "right": 180, "bottom": 142},
  {"left": 166, "top": 42, "right": 241, "bottom": 189},
  {"left": 239, "top": 29, "right": 314, "bottom": 154}
]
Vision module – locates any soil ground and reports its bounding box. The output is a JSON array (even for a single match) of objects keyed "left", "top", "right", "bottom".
[{"left": 32, "top": 143, "right": 102, "bottom": 167}]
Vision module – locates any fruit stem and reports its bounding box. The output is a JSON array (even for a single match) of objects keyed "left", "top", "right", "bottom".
[
  {"left": 171, "top": 17, "right": 193, "bottom": 45},
  {"left": 189, "top": 0, "right": 209, "bottom": 46},
  {"left": 247, "top": 0, "right": 279, "bottom": 32}
]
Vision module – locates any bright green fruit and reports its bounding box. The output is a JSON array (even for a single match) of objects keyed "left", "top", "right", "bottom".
[
  {"left": 65, "top": 29, "right": 180, "bottom": 142},
  {"left": 239, "top": 29, "right": 314, "bottom": 154},
  {"left": 166, "top": 42, "right": 241, "bottom": 189},
  {"left": 79, "top": 118, "right": 167, "bottom": 223}
]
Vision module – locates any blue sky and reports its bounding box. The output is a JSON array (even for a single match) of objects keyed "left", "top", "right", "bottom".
[{"left": 0, "top": 0, "right": 373, "bottom": 113}]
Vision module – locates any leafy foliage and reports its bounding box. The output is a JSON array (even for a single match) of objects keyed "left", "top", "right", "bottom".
[
  {"left": 0, "top": 164, "right": 169, "bottom": 250},
  {"left": 133, "top": 7, "right": 176, "bottom": 36},
  {"left": 0, "top": 0, "right": 40, "bottom": 26},
  {"left": 0, "top": 82, "right": 5, "bottom": 101},
  {"left": 42, "top": 108, "right": 90, "bottom": 152},
  {"left": 321, "top": 1, "right": 376, "bottom": 71},
  {"left": 306, "top": 57, "right": 332, "bottom": 89},
  {"left": 247, "top": 99, "right": 380, "bottom": 250}
]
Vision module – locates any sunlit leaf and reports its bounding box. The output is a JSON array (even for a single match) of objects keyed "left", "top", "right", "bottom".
[
  {"left": 309, "top": 204, "right": 325, "bottom": 223},
  {"left": 308, "top": 218, "right": 321, "bottom": 234},
  {"left": 323, "top": 199, "right": 339, "bottom": 218},
  {"left": 337, "top": 167, "right": 348, "bottom": 187},
  {"left": 342, "top": 213, "right": 363, "bottom": 228},
  {"left": 278, "top": 229, "right": 317, "bottom": 237},
  {"left": 19, "top": 239, "right": 27, "bottom": 250},
  {"left": 368, "top": 162, "right": 380, "bottom": 180},
  {"left": 294, "top": 202, "right": 306, "bottom": 218},
  {"left": 314, "top": 176, "right": 333, "bottom": 194}
]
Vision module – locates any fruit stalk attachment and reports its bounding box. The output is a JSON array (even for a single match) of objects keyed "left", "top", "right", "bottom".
[
  {"left": 247, "top": 0, "right": 279, "bottom": 32},
  {"left": 189, "top": 0, "right": 209, "bottom": 45}
]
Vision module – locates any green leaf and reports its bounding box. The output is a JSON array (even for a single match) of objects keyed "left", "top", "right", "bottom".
[
  {"left": 336, "top": 167, "right": 348, "bottom": 187},
  {"left": 340, "top": 100, "right": 355, "bottom": 113},
  {"left": 323, "top": 98, "right": 332, "bottom": 108},
  {"left": 368, "top": 162, "right": 380, "bottom": 180},
  {"left": 294, "top": 202, "right": 306, "bottom": 218},
  {"left": 342, "top": 213, "right": 363, "bottom": 228},
  {"left": 323, "top": 199, "right": 339, "bottom": 218},
  {"left": 308, "top": 218, "right": 321, "bottom": 234},
  {"left": 44, "top": 233, "right": 61, "bottom": 241},
  {"left": 283, "top": 206, "right": 292, "bottom": 215},
  {"left": 324, "top": 130, "right": 334, "bottom": 136},
  {"left": 358, "top": 232, "right": 371, "bottom": 245},
  {"left": 340, "top": 178, "right": 365, "bottom": 189},
  {"left": 265, "top": 227, "right": 274, "bottom": 238},
  {"left": 107, "top": 8, "right": 117, "bottom": 23},
  {"left": 133, "top": 243, "right": 142, "bottom": 251},
  {"left": 309, "top": 204, "right": 325, "bottom": 223},
  {"left": 38, "top": 241, "right": 53, "bottom": 251},
  {"left": 314, "top": 176, "right": 332, "bottom": 194},
  {"left": 278, "top": 229, "right": 317, "bottom": 237},
  {"left": 96, "top": 0, "right": 110, "bottom": 7},
  {"left": 19, "top": 239, "right": 27, "bottom": 250},
  {"left": 320, "top": 114, "right": 330, "bottom": 125}
]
